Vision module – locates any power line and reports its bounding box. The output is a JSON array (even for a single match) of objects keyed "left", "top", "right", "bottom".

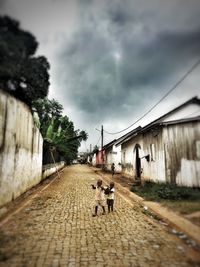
[{"left": 104, "top": 57, "right": 200, "bottom": 135}]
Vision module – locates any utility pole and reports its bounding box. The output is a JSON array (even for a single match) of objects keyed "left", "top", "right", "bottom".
[
  {"left": 95, "top": 126, "right": 104, "bottom": 167},
  {"left": 101, "top": 125, "right": 104, "bottom": 164}
]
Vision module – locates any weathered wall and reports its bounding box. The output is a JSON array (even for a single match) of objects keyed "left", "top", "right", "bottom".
[
  {"left": 121, "top": 121, "right": 200, "bottom": 187},
  {"left": 105, "top": 145, "right": 122, "bottom": 173},
  {"left": 0, "top": 89, "right": 43, "bottom": 207},
  {"left": 121, "top": 137, "right": 140, "bottom": 177},
  {"left": 42, "top": 162, "right": 65, "bottom": 180},
  {"left": 163, "top": 122, "right": 200, "bottom": 187},
  {"left": 91, "top": 153, "right": 96, "bottom": 166},
  {"left": 141, "top": 128, "right": 166, "bottom": 183},
  {"left": 105, "top": 147, "right": 112, "bottom": 170},
  {"left": 96, "top": 150, "right": 105, "bottom": 166}
]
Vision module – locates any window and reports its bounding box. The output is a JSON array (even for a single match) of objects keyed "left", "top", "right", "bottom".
[{"left": 150, "top": 144, "right": 155, "bottom": 161}]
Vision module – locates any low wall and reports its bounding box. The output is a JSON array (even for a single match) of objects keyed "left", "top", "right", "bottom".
[
  {"left": 0, "top": 90, "right": 43, "bottom": 207},
  {"left": 42, "top": 162, "right": 65, "bottom": 179}
]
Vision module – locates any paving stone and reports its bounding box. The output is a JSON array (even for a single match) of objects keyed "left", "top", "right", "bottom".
[{"left": 0, "top": 165, "right": 199, "bottom": 267}]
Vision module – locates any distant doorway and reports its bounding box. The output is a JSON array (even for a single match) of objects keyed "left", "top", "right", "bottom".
[{"left": 134, "top": 144, "right": 141, "bottom": 180}]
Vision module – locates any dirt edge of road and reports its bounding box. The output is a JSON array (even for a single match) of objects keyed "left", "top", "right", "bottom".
[{"left": 0, "top": 168, "right": 65, "bottom": 227}]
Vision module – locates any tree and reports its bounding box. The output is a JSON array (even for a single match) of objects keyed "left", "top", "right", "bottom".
[
  {"left": 33, "top": 98, "right": 63, "bottom": 137},
  {"left": 0, "top": 16, "right": 50, "bottom": 106},
  {"left": 92, "top": 145, "right": 99, "bottom": 154},
  {"left": 33, "top": 98, "right": 88, "bottom": 164}
]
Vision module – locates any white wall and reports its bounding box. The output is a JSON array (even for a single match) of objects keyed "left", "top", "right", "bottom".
[
  {"left": 163, "top": 103, "right": 200, "bottom": 122},
  {"left": 105, "top": 145, "right": 122, "bottom": 173},
  {"left": 113, "top": 145, "right": 122, "bottom": 172},
  {"left": 163, "top": 122, "right": 200, "bottom": 187},
  {"left": 42, "top": 162, "right": 65, "bottom": 180},
  {"left": 121, "top": 131, "right": 168, "bottom": 182},
  {"left": 0, "top": 90, "right": 43, "bottom": 207},
  {"left": 92, "top": 153, "right": 96, "bottom": 166},
  {"left": 141, "top": 131, "right": 166, "bottom": 183},
  {"left": 121, "top": 137, "right": 143, "bottom": 177},
  {"left": 121, "top": 121, "right": 200, "bottom": 187},
  {"left": 176, "top": 159, "right": 200, "bottom": 187}
]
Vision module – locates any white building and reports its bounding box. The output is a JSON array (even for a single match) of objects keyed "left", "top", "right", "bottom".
[
  {"left": 104, "top": 140, "right": 121, "bottom": 173},
  {"left": 116, "top": 97, "right": 200, "bottom": 187},
  {"left": 103, "top": 127, "right": 142, "bottom": 173}
]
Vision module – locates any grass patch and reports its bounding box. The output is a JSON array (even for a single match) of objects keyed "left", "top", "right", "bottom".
[
  {"left": 131, "top": 181, "right": 200, "bottom": 201},
  {"left": 131, "top": 181, "right": 200, "bottom": 221},
  {"left": 160, "top": 200, "right": 200, "bottom": 215}
]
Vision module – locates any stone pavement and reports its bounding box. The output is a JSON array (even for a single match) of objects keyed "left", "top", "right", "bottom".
[
  {"left": 94, "top": 168, "right": 200, "bottom": 247},
  {"left": 0, "top": 165, "right": 200, "bottom": 267}
]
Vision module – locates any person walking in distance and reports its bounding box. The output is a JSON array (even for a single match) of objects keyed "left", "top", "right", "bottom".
[
  {"left": 91, "top": 179, "right": 106, "bottom": 217},
  {"left": 111, "top": 163, "right": 115, "bottom": 177}
]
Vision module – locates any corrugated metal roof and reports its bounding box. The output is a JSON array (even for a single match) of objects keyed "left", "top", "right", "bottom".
[
  {"left": 115, "top": 126, "right": 142, "bottom": 146},
  {"left": 115, "top": 97, "right": 200, "bottom": 146}
]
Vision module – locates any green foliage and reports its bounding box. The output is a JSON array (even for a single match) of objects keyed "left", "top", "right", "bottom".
[
  {"left": 32, "top": 98, "right": 63, "bottom": 137},
  {"left": 79, "top": 130, "right": 88, "bottom": 141},
  {"left": 0, "top": 16, "right": 49, "bottom": 106},
  {"left": 33, "top": 98, "right": 88, "bottom": 163},
  {"left": 131, "top": 181, "right": 200, "bottom": 201},
  {"left": 92, "top": 145, "right": 99, "bottom": 154}
]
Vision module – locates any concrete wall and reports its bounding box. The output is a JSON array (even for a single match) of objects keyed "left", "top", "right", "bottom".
[
  {"left": 163, "top": 122, "right": 200, "bottom": 187},
  {"left": 0, "top": 89, "right": 43, "bottom": 207},
  {"left": 91, "top": 153, "right": 96, "bottom": 166},
  {"left": 121, "top": 136, "right": 145, "bottom": 178},
  {"left": 42, "top": 162, "right": 65, "bottom": 180},
  {"left": 140, "top": 129, "right": 166, "bottom": 183},
  {"left": 96, "top": 150, "right": 105, "bottom": 166},
  {"left": 121, "top": 121, "right": 200, "bottom": 187},
  {"left": 105, "top": 145, "right": 122, "bottom": 173}
]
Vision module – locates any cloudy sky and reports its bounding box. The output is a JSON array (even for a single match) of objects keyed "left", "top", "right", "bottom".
[{"left": 1, "top": 0, "right": 200, "bottom": 151}]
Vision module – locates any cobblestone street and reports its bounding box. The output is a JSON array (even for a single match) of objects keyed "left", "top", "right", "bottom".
[{"left": 0, "top": 165, "right": 200, "bottom": 267}]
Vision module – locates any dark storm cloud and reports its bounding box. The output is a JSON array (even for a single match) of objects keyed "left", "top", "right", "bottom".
[
  {"left": 0, "top": 0, "right": 6, "bottom": 9},
  {"left": 108, "top": 2, "right": 134, "bottom": 27},
  {"left": 1, "top": 0, "right": 200, "bottom": 148},
  {"left": 58, "top": 1, "right": 200, "bottom": 124},
  {"left": 120, "top": 29, "right": 200, "bottom": 89}
]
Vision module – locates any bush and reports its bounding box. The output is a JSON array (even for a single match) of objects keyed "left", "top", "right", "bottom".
[{"left": 131, "top": 181, "right": 200, "bottom": 201}]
